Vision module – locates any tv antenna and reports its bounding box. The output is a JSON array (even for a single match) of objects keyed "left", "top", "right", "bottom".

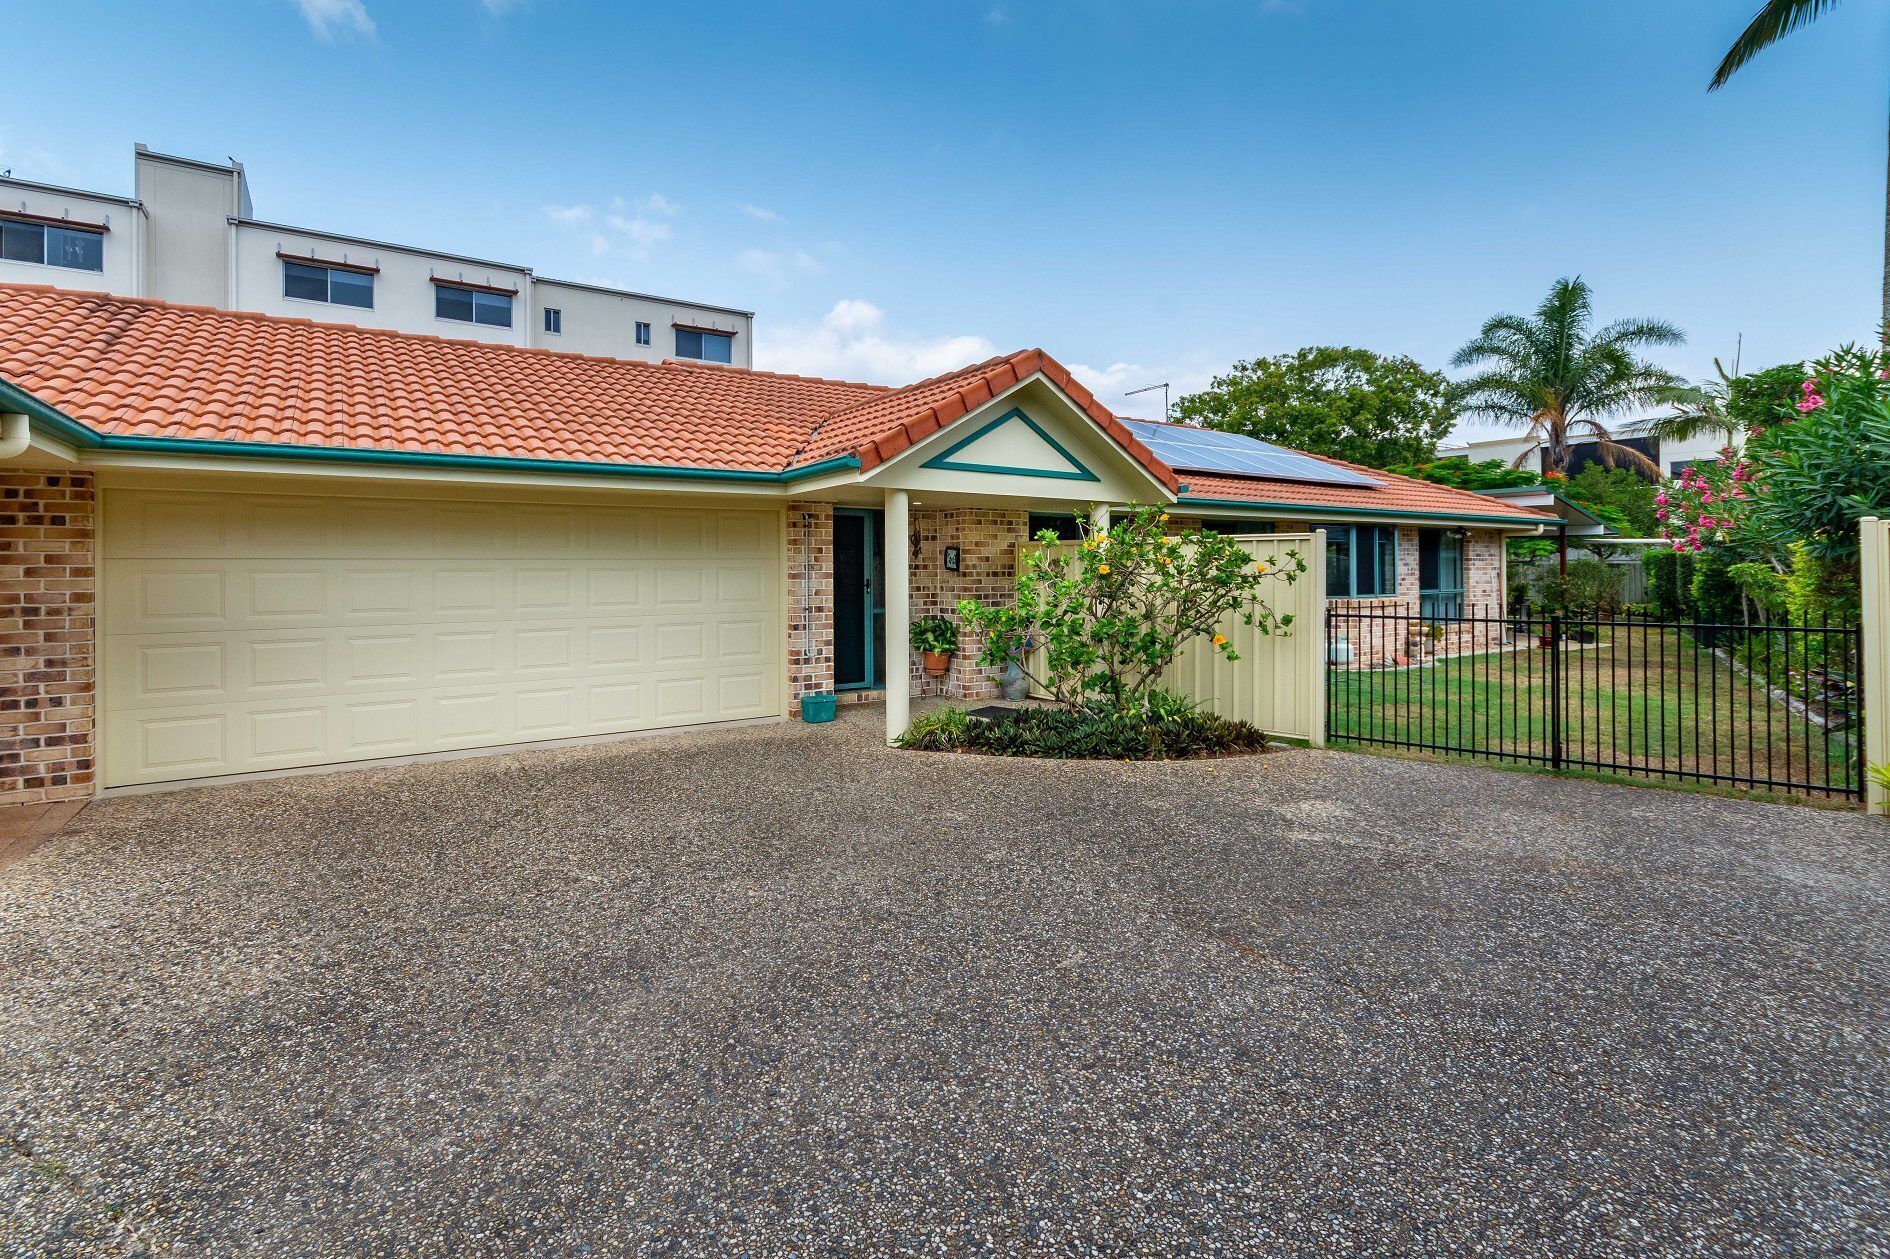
[{"left": 1125, "top": 381, "right": 1171, "bottom": 421}]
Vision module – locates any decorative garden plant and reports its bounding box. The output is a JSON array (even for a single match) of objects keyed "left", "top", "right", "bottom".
[{"left": 956, "top": 504, "right": 1304, "bottom": 711}]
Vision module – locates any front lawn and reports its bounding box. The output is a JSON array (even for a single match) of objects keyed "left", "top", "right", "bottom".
[{"left": 1327, "top": 624, "right": 1860, "bottom": 798}]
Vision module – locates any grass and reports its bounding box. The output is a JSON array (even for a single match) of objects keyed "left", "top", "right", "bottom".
[{"left": 1327, "top": 624, "right": 1861, "bottom": 801}]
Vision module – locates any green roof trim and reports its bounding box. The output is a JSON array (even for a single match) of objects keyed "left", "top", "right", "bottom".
[{"left": 0, "top": 375, "right": 862, "bottom": 485}]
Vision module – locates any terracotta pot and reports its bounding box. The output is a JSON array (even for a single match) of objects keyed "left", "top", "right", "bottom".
[{"left": 921, "top": 650, "right": 952, "bottom": 677}]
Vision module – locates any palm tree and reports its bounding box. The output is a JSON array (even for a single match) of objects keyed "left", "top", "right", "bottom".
[
  {"left": 1709, "top": 1, "right": 1887, "bottom": 332},
  {"left": 1640, "top": 359, "right": 1738, "bottom": 451},
  {"left": 1451, "top": 277, "right": 1688, "bottom": 477}
]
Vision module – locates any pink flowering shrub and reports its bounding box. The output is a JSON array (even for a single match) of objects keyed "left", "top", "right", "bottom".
[
  {"left": 1657, "top": 452, "right": 1756, "bottom": 553},
  {"left": 1659, "top": 344, "right": 1890, "bottom": 564}
]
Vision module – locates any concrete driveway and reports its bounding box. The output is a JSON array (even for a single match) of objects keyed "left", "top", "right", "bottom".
[{"left": 3, "top": 706, "right": 1887, "bottom": 1256}]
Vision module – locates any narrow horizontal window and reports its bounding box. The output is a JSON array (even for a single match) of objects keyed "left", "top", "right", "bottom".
[
  {"left": 283, "top": 259, "right": 373, "bottom": 308},
  {"left": 674, "top": 328, "right": 733, "bottom": 363},
  {"left": 1, "top": 219, "right": 104, "bottom": 272}
]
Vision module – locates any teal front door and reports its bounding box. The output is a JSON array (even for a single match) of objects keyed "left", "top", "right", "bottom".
[{"left": 833, "top": 508, "right": 886, "bottom": 689}]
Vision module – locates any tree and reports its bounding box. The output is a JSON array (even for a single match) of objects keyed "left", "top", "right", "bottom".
[
  {"left": 1660, "top": 345, "right": 1890, "bottom": 566},
  {"left": 1172, "top": 346, "right": 1456, "bottom": 469},
  {"left": 1450, "top": 276, "right": 1689, "bottom": 477},
  {"left": 1563, "top": 464, "right": 1660, "bottom": 536},
  {"left": 956, "top": 506, "right": 1304, "bottom": 709},
  {"left": 1379, "top": 455, "right": 1541, "bottom": 492},
  {"left": 1709, "top": 1, "right": 1887, "bottom": 334}
]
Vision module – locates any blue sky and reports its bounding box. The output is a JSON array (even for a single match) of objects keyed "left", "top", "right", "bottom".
[{"left": 2, "top": 1, "right": 1884, "bottom": 437}]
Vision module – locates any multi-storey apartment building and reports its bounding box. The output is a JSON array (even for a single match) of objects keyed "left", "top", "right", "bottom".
[{"left": 0, "top": 144, "right": 752, "bottom": 365}]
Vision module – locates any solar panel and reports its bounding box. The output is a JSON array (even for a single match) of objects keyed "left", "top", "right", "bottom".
[{"left": 1123, "top": 419, "right": 1384, "bottom": 488}]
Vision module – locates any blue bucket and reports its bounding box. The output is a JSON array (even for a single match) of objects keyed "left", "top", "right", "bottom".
[{"left": 799, "top": 692, "right": 838, "bottom": 724}]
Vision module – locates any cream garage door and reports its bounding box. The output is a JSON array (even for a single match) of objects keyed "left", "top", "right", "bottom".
[{"left": 101, "top": 488, "right": 782, "bottom": 788}]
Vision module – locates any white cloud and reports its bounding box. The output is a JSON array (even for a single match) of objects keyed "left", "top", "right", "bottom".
[
  {"left": 985, "top": 6, "right": 1009, "bottom": 24},
  {"left": 543, "top": 200, "right": 675, "bottom": 257},
  {"left": 605, "top": 213, "right": 672, "bottom": 249},
  {"left": 615, "top": 192, "right": 681, "bottom": 216},
  {"left": 1068, "top": 360, "right": 1216, "bottom": 420},
  {"left": 736, "top": 248, "right": 823, "bottom": 284},
  {"left": 740, "top": 203, "right": 782, "bottom": 223},
  {"left": 481, "top": 0, "right": 528, "bottom": 13},
  {"left": 542, "top": 203, "right": 592, "bottom": 227},
  {"left": 757, "top": 301, "right": 998, "bottom": 384},
  {"left": 294, "top": 0, "right": 375, "bottom": 39}
]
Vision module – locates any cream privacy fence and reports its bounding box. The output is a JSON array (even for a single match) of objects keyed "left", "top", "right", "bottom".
[
  {"left": 1863, "top": 518, "right": 1890, "bottom": 813},
  {"left": 1026, "top": 531, "right": 1328, "bottom": 744}
]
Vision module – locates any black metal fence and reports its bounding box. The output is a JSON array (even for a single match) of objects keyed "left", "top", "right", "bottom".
[{"left": 1325, "top": 604, "right": 1864, "bottom": 801}]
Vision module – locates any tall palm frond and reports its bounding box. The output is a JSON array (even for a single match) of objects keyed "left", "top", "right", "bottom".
[
  {"left": 1711, "top": 0, "right": 1842, "bottom": 89},
  {"left": 1451, "top": 277, "right": 1686, "bottom": 478},
  {"left": 1640, "top": 358, "right": 1739, "bottom": 449}
]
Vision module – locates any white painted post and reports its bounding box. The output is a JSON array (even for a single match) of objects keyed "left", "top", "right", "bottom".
[
  {"left": 1862, "top": 518, "right": 1888, "bottom": 813},
  {"left": 884, "top": 488, "right": 911, "bottom": 746},
  {"left": 1090, "top": 503, "right": 1111, "bottom": 536}
]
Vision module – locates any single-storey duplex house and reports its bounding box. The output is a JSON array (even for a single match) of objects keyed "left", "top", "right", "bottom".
[{"left": 0, "top": 284, "right": 1550, "bottom": 797}]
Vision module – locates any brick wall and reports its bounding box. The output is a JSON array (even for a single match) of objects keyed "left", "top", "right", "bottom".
[
  {"left": 786, "top": 500, "right": 835, "bottom": 711},
  {"left": 786, "top": 500, "right": 1025, "bottom": 714},
  {"left": 912, "top": 507, "right": 1027, "bottom": 702},
  {"left": 1, "top": 473, "right": 95, "bottom": 803},
  {"left": 1328, "top": 526, "right": 1508, "bottom": 668}
]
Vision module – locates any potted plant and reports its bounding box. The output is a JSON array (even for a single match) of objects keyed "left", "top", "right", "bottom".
[{"left": 911, "top": 615, "right": 958, "bottom": 678}]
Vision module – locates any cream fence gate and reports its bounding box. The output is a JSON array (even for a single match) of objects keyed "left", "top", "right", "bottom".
[
  {"left": 1863, "top": 518, "right": 1890, "bottom": 813},
  {"left": 1026, "top": 531, "right": 1327, "bottom": 744}
]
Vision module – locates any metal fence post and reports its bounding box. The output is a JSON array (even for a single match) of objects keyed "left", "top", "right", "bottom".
[{"left": 1548, "top": 612, "right": 1565, "bottom": 771}]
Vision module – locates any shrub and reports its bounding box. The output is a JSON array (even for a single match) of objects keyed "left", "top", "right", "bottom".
[
  {"left": 1525, "top": 557, "right": 1624, "bottom": 612},
  {"left": 1642, "top": 549, "right": 1691, "bottom": 619},
  {"left": 910, "top": 615, "right": 958, "bottom": 654},
  {"left": 1688, "top": 550, "right": 1743, "bottom": 626},
  {"left": 895, "top": 697, "right": 1271, "bottom": 760},
  {"left": 956, "top": 504, "right": 1304, "bottom": 709}
]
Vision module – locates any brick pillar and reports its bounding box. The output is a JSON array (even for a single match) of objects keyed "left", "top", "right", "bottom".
[
  {"left": 1, "top": 472, "right": 96, "bottom": 802},
  {"left": 786, "top": 500, "right": 834, "bottom": 714}
]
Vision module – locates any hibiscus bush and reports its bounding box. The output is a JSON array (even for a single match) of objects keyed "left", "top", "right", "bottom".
[{"left": 955, "top": 504, "right": 1305, "bottom": 710}]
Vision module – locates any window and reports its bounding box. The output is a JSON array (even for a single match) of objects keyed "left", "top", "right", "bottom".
[
  {"left": 674, "top": 327, "right": 733, "bottom": 363},
  {"left": 543, "top": 307, "right": 562, "bottom": 335},
  {"left": 282, "top": 260, "right": 374, "bottom": 309},
  {"left": 1027, "top": 513, "right": 1084, "bottom": 542},
  {"left": 1319, "top": 524, "right": 1397, "bottom": 598},
  {"left": 436, "top": 284, "right": 513, "bottom": 328},
  {"left": 1, "top": 219, "right": 104, "bottom": 272},
  {"left": 1417, "top": 528, "right": 1465, "bottom": 619},
  {"left": 635, "top": 321, "right": 652, "bottom": 346},
  {"left": 1195, "top": 519, "right": 1276, "bottom": 537},
  {"left": 1669, "top": 459, "right": 1694, "bottom": 477}
]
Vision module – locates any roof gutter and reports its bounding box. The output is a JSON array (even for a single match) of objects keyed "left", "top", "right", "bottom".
[
  {"left": 0, "top": 377, "right": 861, "bottom": 485},
  {"left": 1176, "top": 492, "right": 1552, "bottom": 530}
]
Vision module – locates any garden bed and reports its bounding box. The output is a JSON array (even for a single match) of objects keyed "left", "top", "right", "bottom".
[{"left": 897, "top": 700, "right": 1273, "bottom": 760}]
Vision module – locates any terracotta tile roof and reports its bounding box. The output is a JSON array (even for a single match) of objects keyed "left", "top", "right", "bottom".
[
  {"left": 1180, "top": 459, "right": 1552, "bottom": 525},
  {"left": 792, "top": 349, "right": 1179, "bottom": 492},
  {"left": 0, "top": 284, "right": 1552, "bottom": 524},
  {"left": 0, "top": 286, "right": 1177, "bottom": 491},
  {"left": 0, "top": 284, "right": 879, "bottom": 473}
]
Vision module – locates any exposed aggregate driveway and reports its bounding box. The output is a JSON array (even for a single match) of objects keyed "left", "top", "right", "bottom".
[{"left": 3, "top": 706, "right": 1888, "bottom": 1256}]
